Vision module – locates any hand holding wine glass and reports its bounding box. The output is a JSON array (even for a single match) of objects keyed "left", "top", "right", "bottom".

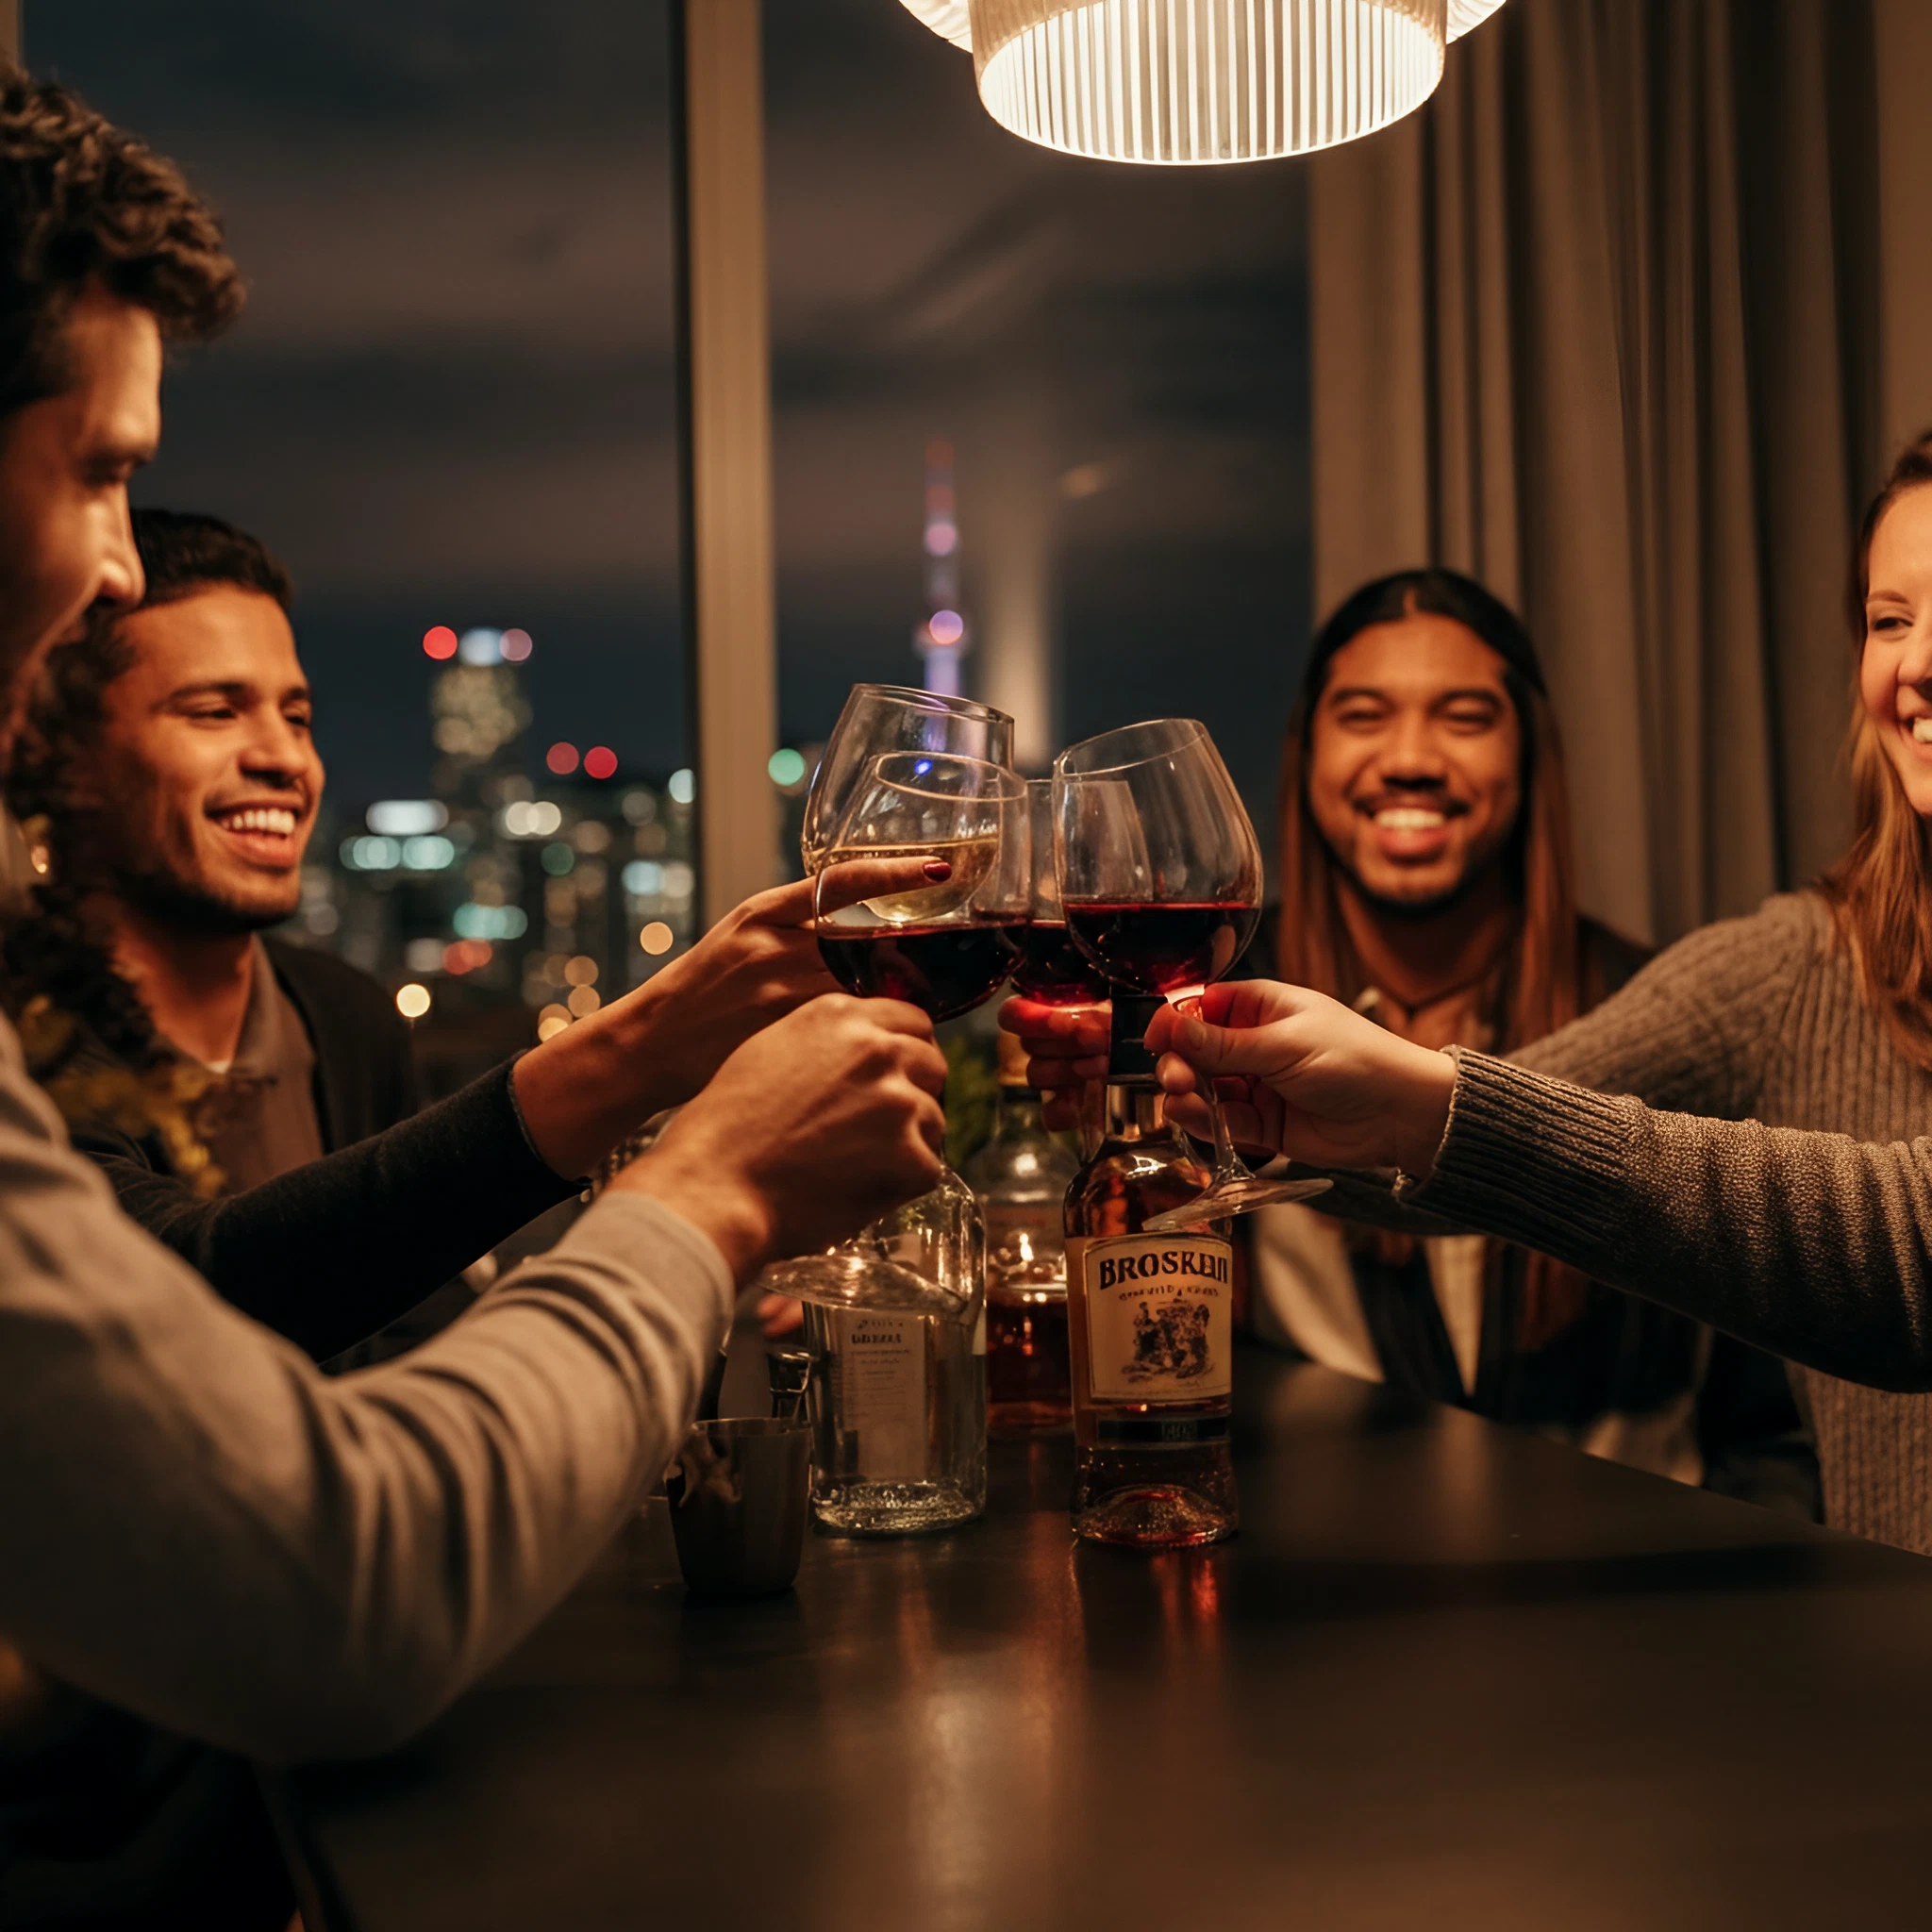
[
  {"left": 756, "top": 751, "right": 1027, "bottom": 1319},
  {"left": 1052, "top": 717, "right": 1331, "bottom": 1229},
  {"left": 1142, "top": 979, "right": 1457, "bottom": 1176}
]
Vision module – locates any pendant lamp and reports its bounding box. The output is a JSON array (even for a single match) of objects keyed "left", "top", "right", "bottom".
[
  {"left": 1445, "top": 0, "right": 1504, "bottom": 37},
  {"left": 951, "top": 0, "right": 1446, "bottom": 163},
  {"left": 899, "top": 0, "right": 974, "bottom": 49}
]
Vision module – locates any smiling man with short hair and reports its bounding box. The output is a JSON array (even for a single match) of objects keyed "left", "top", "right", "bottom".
[{"left": 9, "top": 511, "right": 354, "bottom": 1185}]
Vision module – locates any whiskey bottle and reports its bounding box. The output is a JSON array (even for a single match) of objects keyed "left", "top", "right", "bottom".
[
  {"left": 801, "top": 1165, "right": 988, "bottom": 1535},
  {"left": 964, "top": 1029, "right": 1078, "bottom": 1435},
  {"left": 1063, "top": 995, "right": 1236, "bottom": 1547}
]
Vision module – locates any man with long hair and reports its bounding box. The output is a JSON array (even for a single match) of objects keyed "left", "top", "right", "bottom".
[
  {"left": 0, "top": 66, "right": 949, "bottom": 1929},
  {"left": 1249, "top": 570, "right": 1717, "bottom": 1476},
  {"left": 1011, "top": 569, "right": 1811, "bottom": 1501}
]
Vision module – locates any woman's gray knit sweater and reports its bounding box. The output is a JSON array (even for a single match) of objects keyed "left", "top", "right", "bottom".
[{"left": 1402, "top": 891, "right": 1932, "bottom": 1554}]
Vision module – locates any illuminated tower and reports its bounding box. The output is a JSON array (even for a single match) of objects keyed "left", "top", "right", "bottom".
[{"left": 914, "top": 439, "right": 970, "bottom": 695}]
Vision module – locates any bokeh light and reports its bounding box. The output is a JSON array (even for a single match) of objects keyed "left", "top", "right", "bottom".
[
  {"left": 928, "top": 608, "right": 965, "bottom": 646},
  {"left": 458, "top": 627, "right": 503, "bottom": 666},
  {"left": 423, "top": 625, "right": 458, "bottom": 660},
  {"left": 668, "top": 768, "right": 695, "bottom": 805},
  {"left": 501, "top": 627, "right": 533, "bottom": 663},
  {"left": 546, "top": 742, "right": 580, "bottom": 775},
  {"left": 768, "top": 747, "right": 807, "bottom": 787},
  {"left": 584, "top": 745, "right": 618, "bottom": 780},
  {"left": 395, "top": 983, "right": 432, "bottom": 1019},
  {"left": 442, "top": 940, "right": 493, "bottom": 975},
  {"left": 566, "top": 985, "right": 602, "bottom": 1018},
  {"left": 640, "top": 922, "right": 675, "bottom": 956},
  {"left": 536, "top": 1005, "right": 571, "bottom": 1041}
]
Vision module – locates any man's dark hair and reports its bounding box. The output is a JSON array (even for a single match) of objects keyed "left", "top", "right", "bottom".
[
  {"left": 0, "top": 65, "right": 242, "bottom": 417},
  {"left": 9, "top": 508, "right": 293, "bottom": 817}
]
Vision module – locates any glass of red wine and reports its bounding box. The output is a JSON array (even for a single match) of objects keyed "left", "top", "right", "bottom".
[
  {"left": 800, "top": 684, "right": 1013, "bottom": 876},
  {"left": 1010, "top": 778, "right": 1113, "bottom": 1009},
  {"left": 758, "top": 752, "right": 1027, "bottom": 1318},
  {"left": 1053, "top": 718, "right": 1331, "bottom": 1230}
]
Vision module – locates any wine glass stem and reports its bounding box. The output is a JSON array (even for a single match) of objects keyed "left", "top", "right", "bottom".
[
  {"left": 1175, "top": 992, "right": 1247, "bottom": 1187},
  {"left": 1202, "top": 1083, "right": 1248, "bottom": 1187}
]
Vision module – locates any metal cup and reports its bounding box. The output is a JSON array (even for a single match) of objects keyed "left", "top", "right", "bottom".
[{"left": 665, "top": 1417, "right": 811, "bottom": 1596}]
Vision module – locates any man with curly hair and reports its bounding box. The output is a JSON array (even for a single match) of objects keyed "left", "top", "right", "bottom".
[{"left": 0, "top": 68, "right": 952, "bottom": 1930}]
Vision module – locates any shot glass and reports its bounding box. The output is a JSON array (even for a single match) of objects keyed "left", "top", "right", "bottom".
[{"left": 664, "top": 1417, "right": 811, "bottom": 1596}]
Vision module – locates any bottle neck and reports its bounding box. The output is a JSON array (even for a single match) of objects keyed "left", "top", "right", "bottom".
[
  {"left": 1102, "top": 1077, "right": 1170, "bottom": 1142},
  {"left": 992, "top": 1082, "right": 1046, "bottom": 1138}
]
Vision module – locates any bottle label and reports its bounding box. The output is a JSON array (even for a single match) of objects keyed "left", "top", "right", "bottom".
[
  {"left": 1071, "top": 1234, "right": 1233, "bottom": 1405},
  {"left": 832, "top": 1310, "right": 928, "bottom": 1481}
]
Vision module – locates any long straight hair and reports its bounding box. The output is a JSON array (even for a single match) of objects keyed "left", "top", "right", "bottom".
[
  {"left": 1818, "top": 434, "right": 1932, "bottom": 1069},
  {"left": 1277, "top": 570, "right": 1600, "bottom": 1349},
  {"left": 1276, "top": 572, "right": 1595, "bottom": 1042}
]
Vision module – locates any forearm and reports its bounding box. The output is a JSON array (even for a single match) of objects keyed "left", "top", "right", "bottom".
[
  {"left": 0, "top": 1178, "right": 731, "bottom": 1764},
  {"left": 1407, "top": 1052, "right": 1932, "bottom": 1390},
  {"left": 510, "top": 993, "right": 689, "bottom": 1180},
  {"left": 86, "top": 1060, "right": 579, "bottom": 1359}
]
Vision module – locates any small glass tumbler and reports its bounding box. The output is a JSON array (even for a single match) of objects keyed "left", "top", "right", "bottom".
[{"left": 664, "top": 1418, "right": 811, "bottom": 1596}]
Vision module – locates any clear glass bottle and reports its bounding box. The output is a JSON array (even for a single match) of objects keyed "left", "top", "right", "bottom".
[
  {"left": 802, "top": 1165, "right": 987, "bottom": 1535},
  {"left": 1063, "top": 995, "right": 1236, "bottom": 1548},
  {"left": 965, "top": 1031, "right": 1079, "bottom": 1435}
]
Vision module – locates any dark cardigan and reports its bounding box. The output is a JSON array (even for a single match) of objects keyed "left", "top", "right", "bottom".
[{"left": 68, "top": 937, "right": 579, "bottom": 1361}]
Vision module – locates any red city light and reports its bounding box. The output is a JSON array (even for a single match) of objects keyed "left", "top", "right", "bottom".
[
  {"left": 546, "top": 741, "right": 580, "bottom": 775},
  {"left": 584, "top": 745, "right": 618, "bottom": 780},
  {"left": 423, "top": 625, "right": 458, "bottom": 660}
]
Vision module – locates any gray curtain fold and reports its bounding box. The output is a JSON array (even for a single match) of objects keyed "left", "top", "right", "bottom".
[{"left": 1308, "top": 0, "right": 1879, "bottom": 945}]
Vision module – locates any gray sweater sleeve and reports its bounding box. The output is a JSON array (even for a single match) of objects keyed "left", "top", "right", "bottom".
[
  {"left": 0, "top": 1019, "right": 732, "bottom": 1763},
  {"left": 1407, "top": 1050, "right": 1932, "bottom": 1391},
  {"left": 1510, "top": 893, "right": 1823, "bottom": 1116},
  {"left": 1312, "top": 894, "right": 1830, "bottom": 1241}
]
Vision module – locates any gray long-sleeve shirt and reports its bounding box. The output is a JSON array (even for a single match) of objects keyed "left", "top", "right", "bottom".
[
  {"left": 1390, "top": 892, "right": 1932, "bottom": 1551},
  {"left": 0, "top": 1009, "right": 732, "bottom": 1763}
]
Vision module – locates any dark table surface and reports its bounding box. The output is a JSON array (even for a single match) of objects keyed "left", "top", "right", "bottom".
[{"left": 280, "top": 1349, "right": 1932, "bottom": 1931}]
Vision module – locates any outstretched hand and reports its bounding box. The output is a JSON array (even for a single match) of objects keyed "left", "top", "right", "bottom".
[
  {"left": 1143, "top": 980, "right": 1457, "bottom": 1176},
  {"left": 514, "top": 856, "right": 948, "bottom": 1177},
  {"left": 613, "top": 993, "right": 948, "bottom": 1281}
]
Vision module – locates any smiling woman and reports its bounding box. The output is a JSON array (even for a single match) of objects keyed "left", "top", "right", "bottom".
[{"left": 1820, "top": 437, "right": 1932, "bottom": 1071}]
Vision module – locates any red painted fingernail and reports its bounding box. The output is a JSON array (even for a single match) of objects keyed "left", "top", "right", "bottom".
[{"left": 923, "top": 859, "right": 952, "bottom": 880}]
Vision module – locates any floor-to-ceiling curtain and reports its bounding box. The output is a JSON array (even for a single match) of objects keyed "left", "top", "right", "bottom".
[{"left": 1307, "top": 0, "right": 1880, "bottom": 945}]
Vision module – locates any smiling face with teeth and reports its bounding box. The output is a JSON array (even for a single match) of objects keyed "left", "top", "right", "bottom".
[
  {"left": 1306, "top": 613, "right": 1524, "bottom": 911},
  {"left": 1859, "top": 485, "right": 1932, "bottom": 821},
  {"left": 77, "top": 584, "right": 324, "bottom": 934}
]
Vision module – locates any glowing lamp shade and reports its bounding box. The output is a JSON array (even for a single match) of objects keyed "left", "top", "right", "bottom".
[
  {"left": 967, "top": 0, "right": 1444, "bottom": 163},
  {"left": 1446, "top": 0, "right": 1504, "bottom": 38},
  {"left": 899, "top": 0, "right": 974, "bottom": 47}
]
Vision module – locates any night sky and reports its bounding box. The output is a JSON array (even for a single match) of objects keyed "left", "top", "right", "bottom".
[{"left": 27, "top": 0, "right": 1308, "bottom": 858}]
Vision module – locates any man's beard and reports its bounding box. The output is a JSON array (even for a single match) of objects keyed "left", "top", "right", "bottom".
[
  {"left": 110, "top": 860, "right": 296, "bottom": 938},
  {"left": 1330, "top": 845, "right": 1503, "bottom": 924}
]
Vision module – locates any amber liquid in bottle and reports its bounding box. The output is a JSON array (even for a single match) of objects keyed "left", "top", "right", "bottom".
[
  {"left": 966, "top": 1032, "right": 1078, "bottom": 1436},
  {"left": 1063, "top": 997, "right": 1236, "bottom": 1548}
]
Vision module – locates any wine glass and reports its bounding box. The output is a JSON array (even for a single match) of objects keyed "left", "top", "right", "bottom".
[
  {"left": 1007, "top": 778, "right": 1110, "bottom": 1155},
  {"left": 1053, "top": 718, "right": 1331, "bottom": 1231},
  {"left": 758, "top": 752, "right": 1027, "bottom": 1318},
  {"left": 800, "top": 685, "right": 1014, "bottom": 875}
]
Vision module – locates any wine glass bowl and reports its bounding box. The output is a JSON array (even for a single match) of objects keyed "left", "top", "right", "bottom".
[
  {"left": 801, "top": 685, "right": 1014, "bottom": 876},
  {"left": 759, "top": 752, "right": 1025, "bottom": 1320},
  {"left": 816, "top": 753, "right": 1027, "bottom": 1021},
  {"left": 1052, "top": 718, "right": 1330, "bottom": 1230},
  {"left": 1008, "top": 776, "right": 1114, "bottom": 1008}
]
